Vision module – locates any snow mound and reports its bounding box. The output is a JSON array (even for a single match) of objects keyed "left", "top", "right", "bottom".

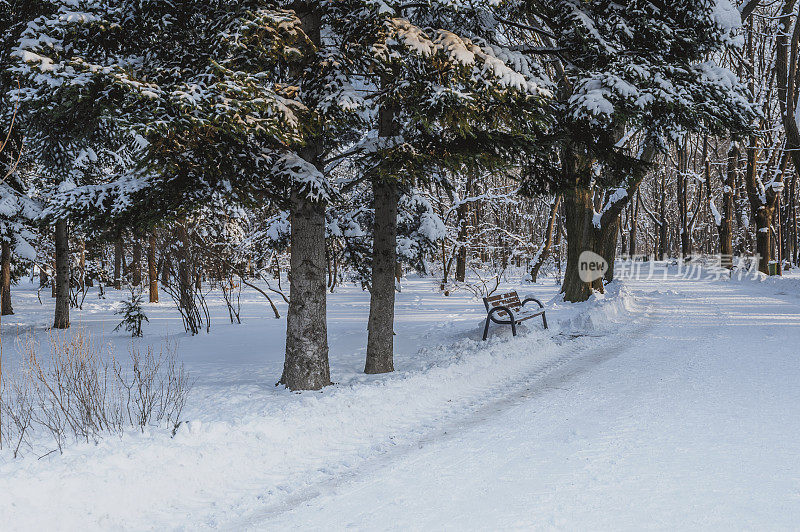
[{"left": 554, "top": 282, "right": 639, "bottom": 334}]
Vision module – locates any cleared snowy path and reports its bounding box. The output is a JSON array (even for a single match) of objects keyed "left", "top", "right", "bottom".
[{"left": 257, "top": 277, "right": 800, "bottom": 530}]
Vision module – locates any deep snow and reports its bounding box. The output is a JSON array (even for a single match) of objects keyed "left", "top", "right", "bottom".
[{"left": 1, "top": 265, "right": 800, "bottom": 530}]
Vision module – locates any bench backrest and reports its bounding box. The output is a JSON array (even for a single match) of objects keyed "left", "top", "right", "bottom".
[{"left": 483, "top": 291, "right": 522, "bottom": 318}]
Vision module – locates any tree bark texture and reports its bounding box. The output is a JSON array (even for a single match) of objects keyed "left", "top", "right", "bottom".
[
  {"left": 364, "top": 97, "right": 400, "bottom": 374},
  {"left": 53, "top": 219, "right": 70, "bottom": 329},
  {"left": 78, "top": 239, "right": 86, "bottom": 290},
  {"left": 148, "top": 232, "right": 159, "bottom": 302},
  {"left": 1, "top": 239, "right": 13, "bottom": 315},
  {"left": 175, "top": 222, "right": 193, "bottom": 313},
  {"left": 562, "top": 187, "right": 605, "bottom": 302},
  {"left": 744, "top": 145, "right": 776, "bottom": 274},
  {"left": 284, "top": 187, "right": 331, "bottom": 390},
  {"left": 365, "top": 178, "right": 398, "bottom": 374},
  {"left": 281, "top": 3, "right": 331, "bottom": 391},
  {"left": 454, "top": 174, "right": 474, "bottom": 283},
  {"left": 719, "top": 143, "right": 738, "bottom": 267}
]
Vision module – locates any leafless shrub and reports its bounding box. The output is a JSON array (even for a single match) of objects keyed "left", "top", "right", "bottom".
[
  {"left": 441, "top": 265, "right": 507, "bottom": 298},
  {"left": 162, "top": 271, "right": 210, "bottom": 335},
  {"left": 220, "top": 276, "right": 242, "bottom": 324},
  {"left": 0, "top": 330, "right": 193, "bottom": 458}
]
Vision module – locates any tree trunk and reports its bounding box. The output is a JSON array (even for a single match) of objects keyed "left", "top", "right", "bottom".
[
  {"left": 131, "top": 237, "right": 142, "bottom": 287},
  {"left": 744, "top": 144, "right": 775, "bottom": 274},
  {"left": 78, "top": 238, "right": 86, "bottom": 290},
  {"left": 454, "top": 174, "right": 474, "bottom": 283},
  {"left": 788, "top": 175, "right": 798, "bottom": 266},
  {"left": 658, "top": 173, "right": 668, "bottom": 259},
  {"left": 365, "top": 178, "right": 398, "bottom": 374},
  {"left": 677, "top": 146, "right": 692, "bottom": 257},
  {"left": 148, "top": 232, "right": 159, "bottom": 302},
  {"left": 530, "top": 195, "right": 561, "bottom": 283},
  {"left": 454, "top": 240, "right": 467, "bottom": 282},
  {"left": 283, "top": 186, "right": 331, "bottom": 390},
  {"left": 161, "top": 252, "right": 171, "bottom": 286},
  {"left": 561, "top": 141, "right": 656, "bottom": 300},
  {"left": 602, "top": 215, "right": 620, "bottom": 282},
  {"left": 175, "top": 222, "right": 193, "bottom": 314},
  {"left": 629, "top": 192, "right": 639, "bottom": 256},
  {"left": 719, "top": 142, "right": 738, "bottom": 267},
  {"left": 1, "top": 239, "right": 13, "bottom": 315},
  {"left": 114, "top": 236, "right": 123, "bottom": 289},
  {"left": 53, "top": 219, "right": 70, "bottom": 329},
  {"left": 365, "top": 96, "right": 400, "bottom": 374},
  {"left": 562, "top": 187, "right": 604, "bottom": 302},
  {"left": 280, "top": 4, "right": 330, "bottom": 391}
]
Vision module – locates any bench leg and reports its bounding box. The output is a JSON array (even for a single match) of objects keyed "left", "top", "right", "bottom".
[
  {"left": 511, "top": 320, "right": 517, "bottom": 337},
  {"left": 542, "top": 312, "right": 548, "bottom": 329},
  {"left": 482, "top": 316, "right": 491, "bottom": 341}
]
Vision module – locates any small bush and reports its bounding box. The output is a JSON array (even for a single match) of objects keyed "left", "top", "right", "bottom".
[{"left": 0, "top": 330, "right": 192, "bottom": 458}]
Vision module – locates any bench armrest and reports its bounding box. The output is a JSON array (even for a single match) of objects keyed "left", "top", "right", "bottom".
[
  {"left": 487, "top": 305, "right": 515, "bottom": 323},
  {"left": 522, "top": 297, "right": 544, "bottom": 309}
]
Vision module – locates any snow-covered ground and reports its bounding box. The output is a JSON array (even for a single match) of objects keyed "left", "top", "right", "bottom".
[{"left": 2, "top": 266, "right": 800, "bottom": 530}]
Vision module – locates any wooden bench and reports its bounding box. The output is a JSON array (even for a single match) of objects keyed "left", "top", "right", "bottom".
[{"left": 482, "top": 291, "right": 547, "bottom": 340}]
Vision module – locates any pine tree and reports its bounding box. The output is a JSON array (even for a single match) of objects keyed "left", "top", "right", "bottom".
[
  {"left": 114, "top": 286, "right": 149, "bottom": 337},
  {"left": 13, "top": 1, "right": 364, "bottom": 389},
  {"left": 509, "top": 0, "right": 756, "bottom": 301},
  {"left": 0, "top": 0, "right": 47, "bottom": 320},
  {"left": 326, "top": 0, "right": 554, "bottom": 373}
]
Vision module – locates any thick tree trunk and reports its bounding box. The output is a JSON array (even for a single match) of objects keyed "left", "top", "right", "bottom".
[
  {"left": 1, "top": 239, "right": 13, "bottom": 315},
  {"left": 530, "top": 195, "right": 561, "bottom": 282},
  {"left": 283, "top": 187, "right": 331, "bottom": 390},
  {"left": 365, "top": 178, "right": 398, "bottom": 374},
  {"left": 560, "top": 141, "right": 656, "bottom": 301},
  {"left": 53, "top": 219, "right": 70, "bottom": 329},
  {"left": 281, "top": 4, "right": 330, "bottom": 391},
  {"left": 562, "top": 188, "right": 604, "bottom": 302},
  {"left": 148, "top": 232, "right": 159, "bottom": 302},
  {"left": 132, "top": 237, "right": 142, "bottom": 287},
  {"left": 114, "top": 236, "right": 123, "bottom": 289}
]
